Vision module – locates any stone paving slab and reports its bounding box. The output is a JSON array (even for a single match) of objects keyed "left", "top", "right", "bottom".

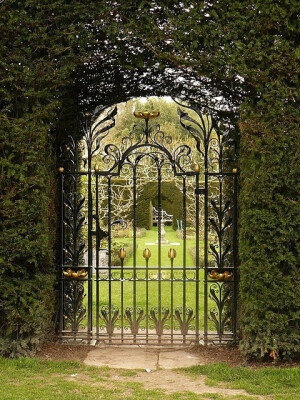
[
  {"left": 159, "top": 349, "right": 201, "bottom": 369},
  {"left": 84, "top": 347, "right": 202, "bottom": 370}
]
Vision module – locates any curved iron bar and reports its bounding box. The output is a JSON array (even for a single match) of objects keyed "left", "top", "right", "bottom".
[
  {"left": 64, "top": 281, "right": 86, "bottom": 332},
  {"left": 174, "top": 98, "right": 237, "bottom": 174},
  {"left": 209, "top": 282, "right": 232, "bottom": 336},
  {"left": 82, "top": 105, "right": 117, "bottom": 158},
  {"left": 124, "top": 306, "right": 144, "bottom": 335},
  {"left": 102, "top": 142, "right": 194, "bottom": 176}
]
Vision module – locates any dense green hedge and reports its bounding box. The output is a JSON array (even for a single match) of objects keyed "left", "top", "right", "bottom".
[
  {"left": 239, "top": 123, "right": 300, "bottom": 360},
  {"left": 137, "top": 181, "right": 182, "bottom": 230},
  {"left": 1, "top": 0, "right": 299, "bottom": 361},
  {"left": 0, "top": 119, "right": 57, "bottom": 357}
]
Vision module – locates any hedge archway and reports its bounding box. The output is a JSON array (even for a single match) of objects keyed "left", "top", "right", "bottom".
[{"left": 0, "top": 1, "right": 299, "bottom": 359}]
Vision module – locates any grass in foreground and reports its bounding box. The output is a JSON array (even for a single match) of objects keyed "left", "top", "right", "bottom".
[
  {"left": 183, "top": 363, "right": 300, "bottom": 400},
  {"left": 1, "top": 357, "right": 300, "bottom": 400},
  {"left": 0, "top": 357, "right": 250, "bottom": 400},
  {"left": 0, "top": 357, "right": 188, "bottom": 400}
]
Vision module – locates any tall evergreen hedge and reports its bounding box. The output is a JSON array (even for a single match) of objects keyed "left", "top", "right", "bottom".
[
  {"left": 239, "top": 122, "right": 300, "bottom": 360},
  {"left": 0, "top": 119, "right": 56, "bottom": 356},
  {"left": 1, "top": 0, "right": 299, "bottom": 360},
  {"left": 0, "top": 0, "right": 88, "bottom": 356}
]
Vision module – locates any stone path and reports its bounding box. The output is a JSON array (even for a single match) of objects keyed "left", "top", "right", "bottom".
[
  {"left": 84, "top": 347, "right": 201, "bottom": 370},
  {"left": 83, "top": 346, "right": 260, "bottom": 398}
]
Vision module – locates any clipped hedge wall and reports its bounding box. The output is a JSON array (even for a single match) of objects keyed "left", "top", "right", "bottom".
[
  {"left": 137, "top": 181, "right": 182, "bottom": 230},
  {"left": 0, "top": 119, "right": 57, "bottom": 357},
  {"left": 239, "top": 123, "right": 300, "bottom": 360}
]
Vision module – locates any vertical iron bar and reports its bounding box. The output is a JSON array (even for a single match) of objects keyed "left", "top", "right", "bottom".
[
  {"left": 121, "top": 257, "right": 124, "bottom": 343},
  {"left": 73, "top": 174, "right": 78, "bottom": 268},
  {"left": 170, "top": 257, "right": 174, "bottom": 344},
  {"left": 73, "top": 142, "right": 78, "bottom": 341},
  {"left": 219, "top": 177, "right": 223, "bottom": 269},
  {"left": 107, "top": 177, "right": 112, "bottom": 343},
  {"left": 146, "top": 257, "right": 149, "bottom": 344},
  {"left": 158, "top": 168, "right": 162, "bottom": 343},
  {"left": 133, "top": 169, "right": 137, "bottom": 343},
  {"left": 182, "top": 177, "right": 187, "bottom": 343},
  {"left": 204, "top": 146, "right": 209, "bottom": 345},
  {"left": 87, "top": 144, "right": 93, "bottom": 339},
  {"left": 95, "top": 174, "right": 99, "bottom": 338},
  {"left": 59, "top": 172, "right": 64, "bottom": 334},
  {"left": 195, "top": 172, "right": 200, "bottom": 344},
  {"left": 218, "top": 176, "right": 223, "bottom": 344},
  {"left": 232, "top": 173, "right": 238, "bottom": 340}
]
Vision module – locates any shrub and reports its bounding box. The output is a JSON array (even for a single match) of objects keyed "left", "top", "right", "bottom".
[
  {"left": 110, "top": 242, "right": 134, "bottom": 266},
  {"left": 0, "top": 120, "right": 56, "bottom": 357},
  {"left": 113, "top": 225, "right": 146, "bottom": 239},
  {"left": 239, "top": 124, "right": 300, "bottom": 360},
  {"left": 0, "top": 274, "right": 55, "bottom": 358}
]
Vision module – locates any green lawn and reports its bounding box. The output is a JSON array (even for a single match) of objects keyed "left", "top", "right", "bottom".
[
  {"left": 1, "top": 357, "right": 300, "bottom": 400},
  {"left": 184, "top": 363, "right": 300, "bottom": 400},
  {"left": 115, "top": 225, "right": 198, "bottom": 267},
  {"left": 81, "top": 227, "right": 218, "bottom": 331}
]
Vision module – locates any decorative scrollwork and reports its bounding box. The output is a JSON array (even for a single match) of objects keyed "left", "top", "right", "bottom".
[
  {"left": 82, "top": 105, "right": 117, "bottom": 162},
  {"left": 176, "top": 101, "right": 236, "bottom": 174},
  {"left": 64, "top": 281, "right": 86, "bottom": 331},
  {"left": 127, "top": 121, "right": 145, "bottom": 146},
  {"left": 173, "top": 271, "right": 184, "bottom": 281},
  {"left": 173, "top": 145, "right": 192, "bottom": 171},
  {"left": 149, "top": 271, "right": 159, "bottom": 280},
  {"left": 124, "top": 306, "right": 144, "bottom": 334},
  {"left": 100, "top": 305, "right": 119, "bottom": 335},
  {"left": 137, "top": 271, "right": 146, "bottom": 280},
  {"left": 93, "top": 109, "right": 195, "bottom": 176},
  {"left": 111, "top": 271, "right": 121, "bottom": 280},
  {"left": 209, "top": 283, "right": 231, "bottom": 335},
  {"left": 186, "top": 271, "right": 196, "bottom": 281},
  {"left": 103, "top": 143, "right": 121, "bottom": 170},
  {"left": 209, "top": 193, "right": 232, "bottom": 269},
  {"left": 149, "top": 307, "right": 169, "bottom": 335},
  {"left": 174, "top": 307, "right": 194, "bottom": 335},
  {"left": 151, "top": 125, "right": 172, "bottom": 147},
  {"left": 177, "top": 106, "right": 207, "bottom": 159},
  {"left": 59, "top": 135, "right": 86, "bottom": 171},
  {"left": 63, "top": 193, "right": 86, "bottom": 266}
]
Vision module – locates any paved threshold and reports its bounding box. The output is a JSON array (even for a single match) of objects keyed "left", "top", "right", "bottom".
[{"left": 84, "top": 346, "right": 202, "bottom": 370}]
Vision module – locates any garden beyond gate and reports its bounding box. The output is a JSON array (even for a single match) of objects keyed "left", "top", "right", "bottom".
[{"left": 58, "top": 102, "right": 239, "bottom": 345}]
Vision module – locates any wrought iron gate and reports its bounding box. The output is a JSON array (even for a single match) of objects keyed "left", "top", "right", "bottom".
[{"left": 58, "top": 103, "right": 238, "bottom": 345}]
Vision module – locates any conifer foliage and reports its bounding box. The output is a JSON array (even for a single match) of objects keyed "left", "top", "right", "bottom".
[{"left": 0, "top": 1, "right": 299, "bottom": 358}]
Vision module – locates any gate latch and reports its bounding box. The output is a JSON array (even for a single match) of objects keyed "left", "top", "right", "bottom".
[{"left": 91, "top": 214, "right": 108, "bottom": 249}]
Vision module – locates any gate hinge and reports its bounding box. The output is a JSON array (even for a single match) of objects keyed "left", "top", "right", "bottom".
[{"left": 195, "top": 188, "right": 206, "bottom": 195}]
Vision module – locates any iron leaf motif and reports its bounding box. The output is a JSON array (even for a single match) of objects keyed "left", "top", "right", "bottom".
[
  {"left": 124, "top": 307, "right": 144, "bottom": 335},
  {"left": 64, "top": 281, "right": 86, "bottom": 332},
  {"left": 209, "top": 283, "right": 232, "bottom": 335},
  {"left": 174, "top": 307, "right": 194, "bottom": 335},
  {"left": 149, "top": 307, "right": 169, "bottom": 335},
  {"left": 100, "top": 305, "right": 119, "bottom": 335}
]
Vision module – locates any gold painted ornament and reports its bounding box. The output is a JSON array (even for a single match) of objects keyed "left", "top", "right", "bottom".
[
  {"left": 63, "top": 268, "right": 88, "bottom": 279},
  {"left": 118, "top": 247, "right": 126, "bottom": 260},
  {"left": 208, "top": 270, "right": 233, "bottom": 281},
  {"left": 143, "top": 248, "right": 151, "bottom": 259},
  {"left": 133, "top": 111, "right": 160, "bottom": 119}
]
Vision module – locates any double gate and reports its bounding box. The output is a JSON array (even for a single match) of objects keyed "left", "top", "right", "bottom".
[{"left": 58, "top": 102, "right": 238, "bottom": 345}]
